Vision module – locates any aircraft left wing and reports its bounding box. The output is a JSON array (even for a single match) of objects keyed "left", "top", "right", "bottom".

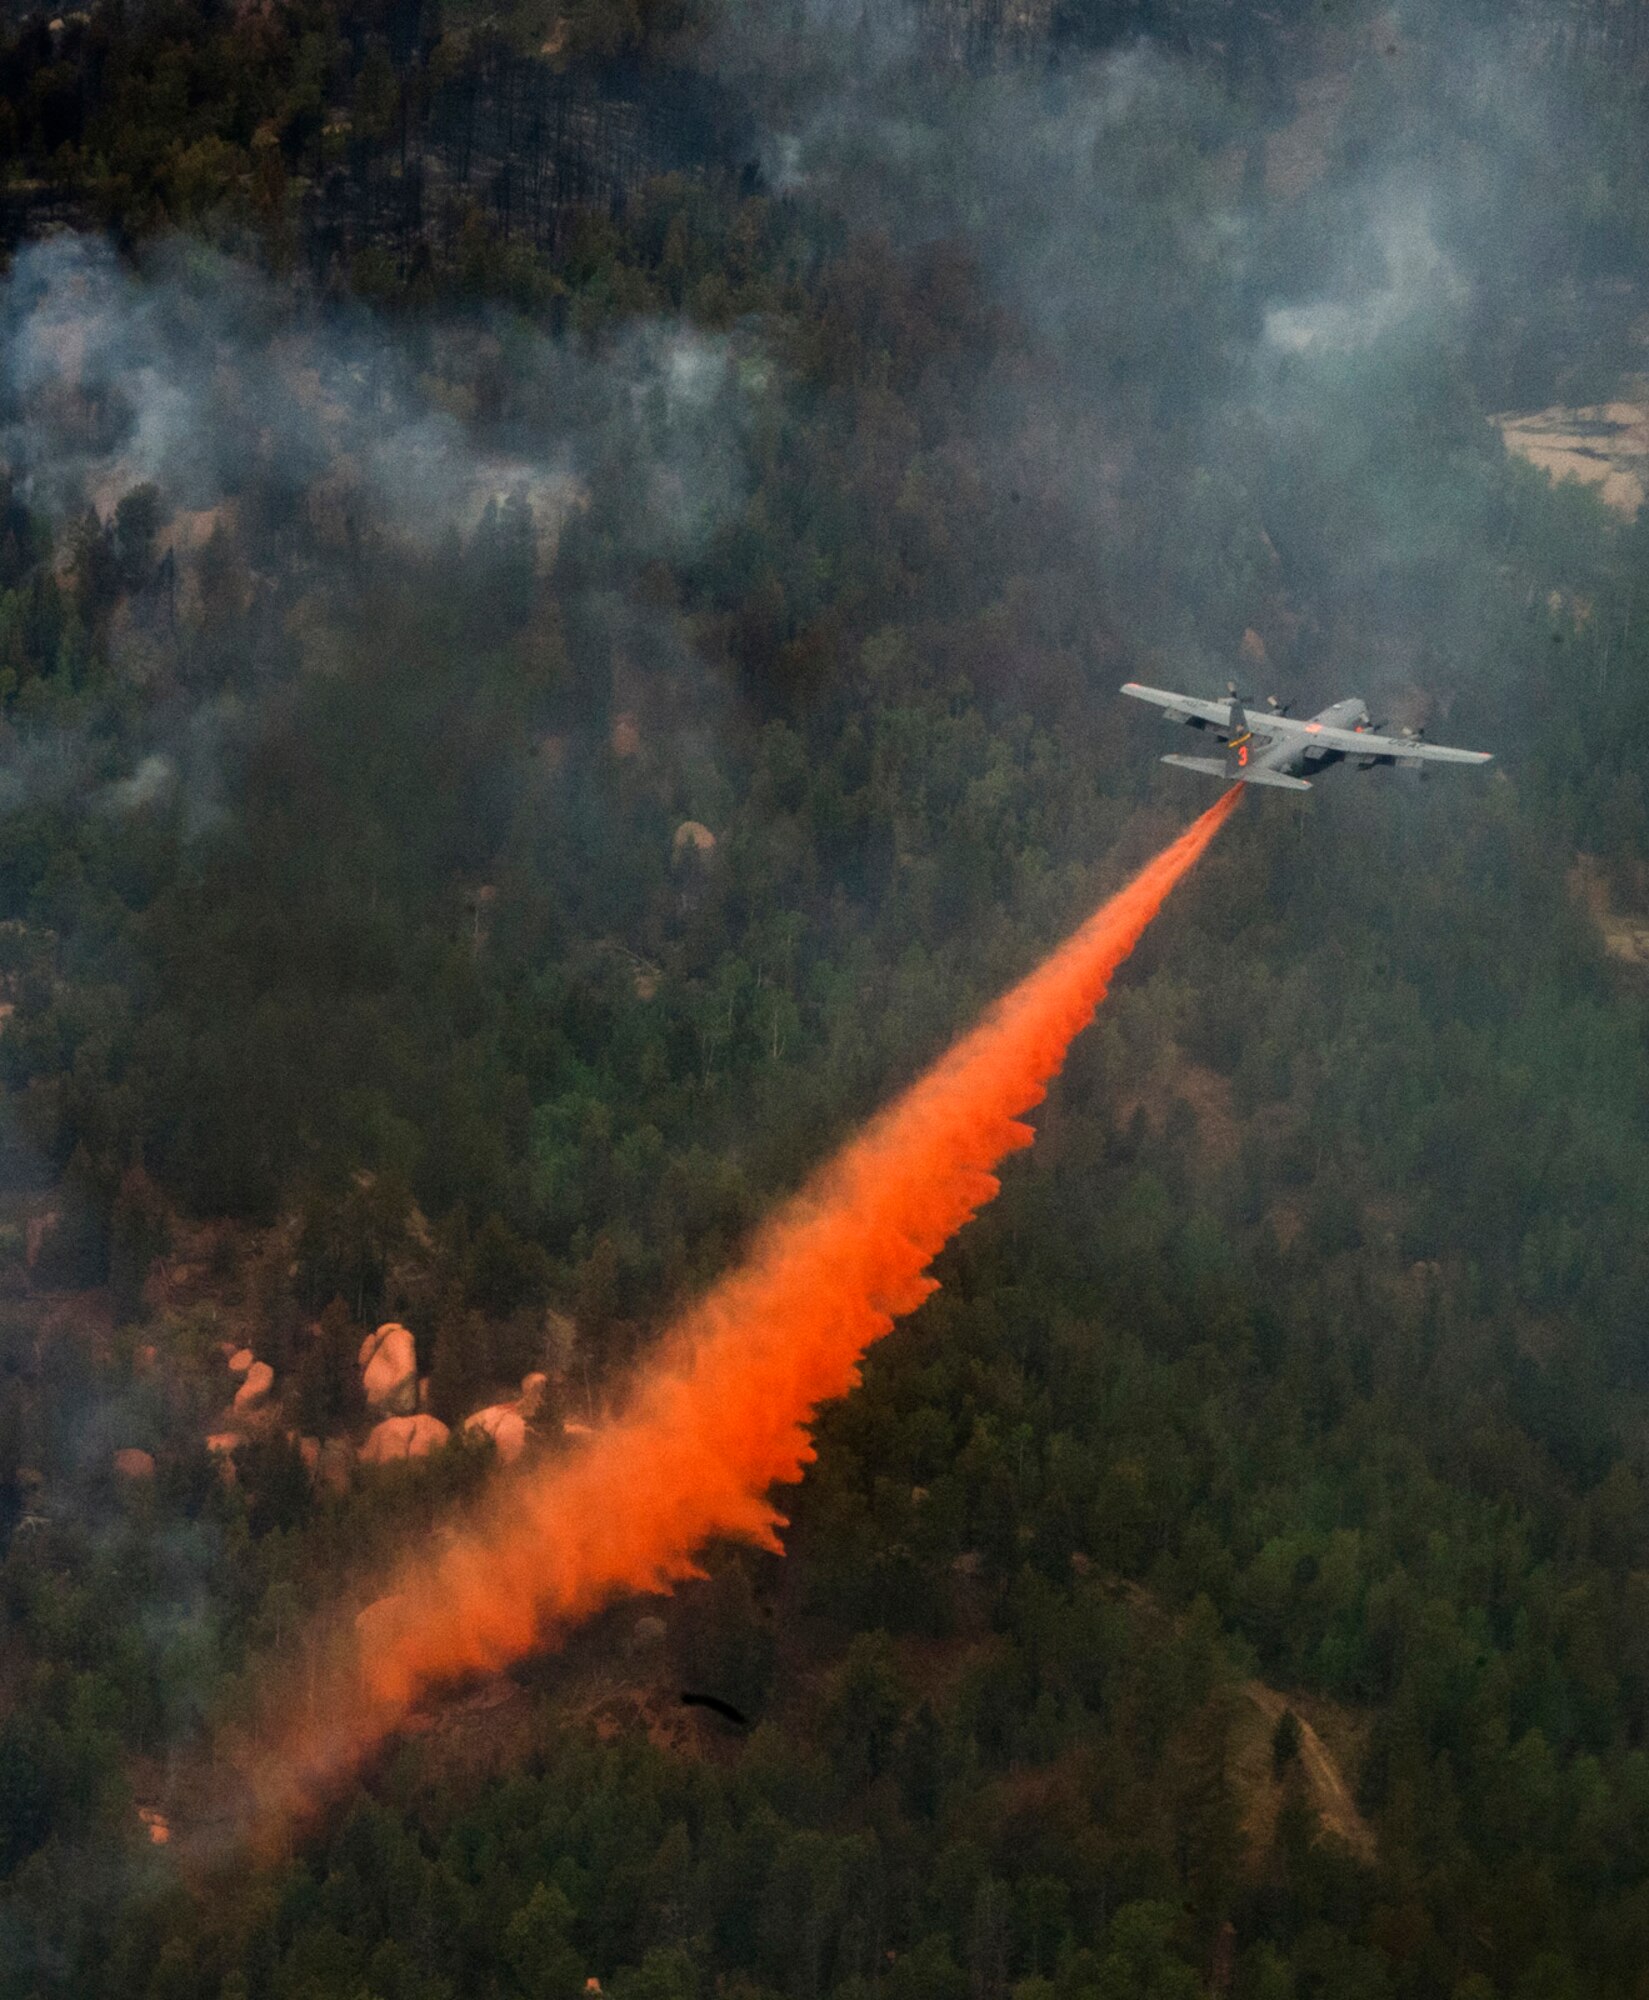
[
  {"left": 1256, "top": 713, "right": 1492, "bottom": 764},
  {"left": 1119, "top": 683, "right": 1233, "bottom": 728}
]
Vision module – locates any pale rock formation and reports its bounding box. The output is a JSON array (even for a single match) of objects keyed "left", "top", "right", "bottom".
[
  {"left": 463, "top": 1403, "right": 526, "bottom": 1464},
  {"left": 672, "top": 819, "right": 716, "bottom": 861},
  {"left": 359, "top": 1322, "right": 418, "bottom": 1414},
  {"left": 629, "top": 1614, "right": 667, "bottom": 1654},
  {"left": 359, "top": 1413, "right": 449, "bottom": 1464},
  {"left": 233, "top": 1360, "right": 274, "bottom": 1410}
]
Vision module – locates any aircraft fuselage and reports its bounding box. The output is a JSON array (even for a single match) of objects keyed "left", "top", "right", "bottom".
[{"left": 1239, "top": 697, "right": 1369, "bottom": 780}]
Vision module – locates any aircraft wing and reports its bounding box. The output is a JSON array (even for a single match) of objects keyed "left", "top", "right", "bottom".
[
  {"left": 1257, "top": 714, "right": 1492, "bottom": 764},
  {"left": 1119, "top": 683, "right": 1233, "bottom": 728}
]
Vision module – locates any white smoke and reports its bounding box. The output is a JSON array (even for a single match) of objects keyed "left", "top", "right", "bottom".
[
  {"left": 1264, "top": 193, "right": 1469, "bottom": 357},
  {"left": 0, "top": 234, "right": 753, "bottom": 563}
]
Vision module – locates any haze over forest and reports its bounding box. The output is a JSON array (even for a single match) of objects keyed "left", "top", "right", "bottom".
[{"left": 5, "top": 1, "right": 1649, "bottom": 1995}]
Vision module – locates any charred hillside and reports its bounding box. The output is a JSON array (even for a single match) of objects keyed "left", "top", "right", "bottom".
[
  {"left": 3, "top": 0, "right": 1623, "bottom": 295},
  {"left": 0, "top": 5, "right": 756, "bottom": 282}
]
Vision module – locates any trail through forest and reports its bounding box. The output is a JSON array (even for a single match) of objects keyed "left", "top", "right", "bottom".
[
  {"left": 242, "top": 787, "right": 1243, "bottom": 1846},
  {"left": 1241, "top": 1682, "right": 1374, "bottom": 1862}
]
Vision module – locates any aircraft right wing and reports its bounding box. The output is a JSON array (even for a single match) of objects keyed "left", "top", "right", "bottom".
[
  {"left": 1119, "top": 683, "right": 1234, "bottom": 729},
  {"left": 1368, "top": 736, "right": 1493, "bottom": 766},
  {"left": 1255, "top": 713, "right": 1492, "bottom": 764}
]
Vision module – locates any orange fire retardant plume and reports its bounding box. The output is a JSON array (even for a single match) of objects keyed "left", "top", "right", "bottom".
[{"left": 248, "top": 786, "right": 1241, "bottom": 1838}]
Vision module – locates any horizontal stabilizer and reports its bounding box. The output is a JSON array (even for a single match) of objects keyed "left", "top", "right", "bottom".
[
  {"left": 1161, "top": 753, "right": 1310, "bottom": 791},
  {"left": 1233, "top": 766, "right": 1312, "bottom": 791}
]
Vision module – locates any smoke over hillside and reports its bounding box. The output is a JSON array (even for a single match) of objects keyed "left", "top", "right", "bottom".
[
  {"left": 711, "top": 1, "right": 1645, "bottom": 713},
  {"left": 0, "top": 232, "right": 751, "bottom": 570},
  {"left": 6, "top": 8, "right": 1649, "bottom": 1993}
]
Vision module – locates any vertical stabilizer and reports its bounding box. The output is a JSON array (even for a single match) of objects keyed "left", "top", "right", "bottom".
[{"left": 1223, "top": 698, "right": 1254, "bottom": 779}]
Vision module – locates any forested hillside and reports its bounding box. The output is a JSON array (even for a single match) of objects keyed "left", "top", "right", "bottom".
[{"left": 5, "top": 2, "right": 1649, "bottom": 1996}]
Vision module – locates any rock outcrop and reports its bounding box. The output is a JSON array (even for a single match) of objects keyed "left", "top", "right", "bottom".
[
  {"left": 629, "top": 1614, "right": 667, "bottom": 1654},
  {"left": 463, "top": 1403, "right": 526, "bottom": 1464},
  {"left": 233, "top": 1360, "right": 274, "bottom": 1410},
  {"left": 359, "top": 1413, "right": 449, "bottom": 1464},
  {"left": 672, "top": 819, "right": 716, "bottom": 860},
  {"left": 359, "top": 1322, "right": 419, "bottom": 1414}
]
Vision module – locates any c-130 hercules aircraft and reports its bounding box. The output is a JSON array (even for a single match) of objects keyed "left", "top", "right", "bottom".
[{"left": 1120, "top": 681, "right": 1493, "bottom": 791}]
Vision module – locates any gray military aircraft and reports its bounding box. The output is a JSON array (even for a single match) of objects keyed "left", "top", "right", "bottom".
[{"left": 1119, "top": 682, "right": 1492, "bottom": 791}]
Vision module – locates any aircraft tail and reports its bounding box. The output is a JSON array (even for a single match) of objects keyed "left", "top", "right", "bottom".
[
  {"left": 1230, "top": 766, "right": 1312, "bottom": 791},
  {"left": 1161, "top": 753, "right": 1311, "bottom": 791},
  {"left": 1223, "top": 698, "right": 1254, "bottom": 781}
]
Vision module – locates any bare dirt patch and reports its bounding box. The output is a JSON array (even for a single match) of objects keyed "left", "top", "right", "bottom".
[
  {"left": 1569, "top": 852, "right": 1649, "bottom": 968},
  {"left": 1232, "top": 1681, "right": 1374, "bottom": 1865},
  {"left": 1494, "top": 404, "right": 1649, "bottom": 517}
]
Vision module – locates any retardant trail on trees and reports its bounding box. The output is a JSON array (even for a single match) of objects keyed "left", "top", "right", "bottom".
[{"left": 245, "top": 785, "right": 1242, "bottom": 1844}]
